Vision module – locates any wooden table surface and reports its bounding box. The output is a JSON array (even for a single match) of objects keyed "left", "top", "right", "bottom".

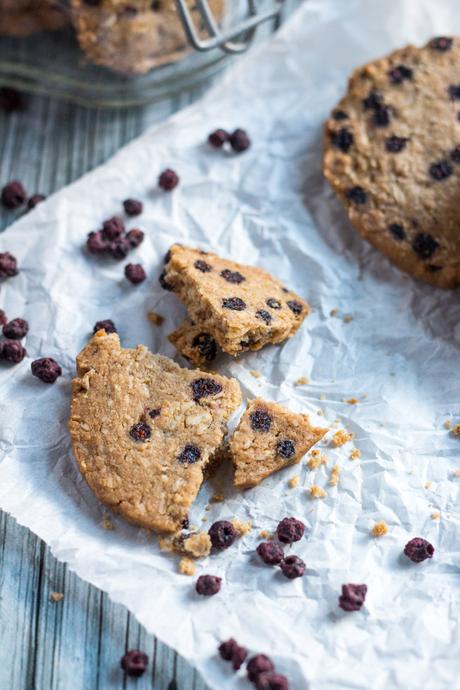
[{"left": 0, "top": 5, "right": 301, "bottom": 687}]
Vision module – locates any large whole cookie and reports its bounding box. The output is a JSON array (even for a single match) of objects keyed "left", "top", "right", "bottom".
[
  {"left": 71, "top": 0, "right": 223, "bottom": 75},
  {"left": 69, "top": 331, "right": 241, "bottom": 533},
  {"left": 323, "top": 36, "right": 460, "bottom": 288}
]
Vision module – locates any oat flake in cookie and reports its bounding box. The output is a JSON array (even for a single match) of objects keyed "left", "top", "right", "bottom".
[
  {"left": 162, "top": 244, "right": 310, "bottom": 361},
  {"left": 323, "top": 36, "right": 460, "bottom": 288},
  {"left": 229, "top": 398, "right": 327, "bottom": 489},
  {"left": 69, "top": 331, "right": 241, "bottom": 533}
]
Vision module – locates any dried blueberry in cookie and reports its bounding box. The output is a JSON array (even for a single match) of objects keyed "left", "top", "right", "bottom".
[
  {"left": 330, "top": 127, "right": 354, "bottom": 152},
  {"left": 220, "top": 269, "right": 245, "bottom": 284},
  {"left": 194, "top": 259, "right": 212, "bottom": 273},
  {"left": 412, "top": 233, "right": 439, "bottom": 259},
  {"left": 222, "top": 297, "right": 246, "bottom": 311},
  {"left": 177, "top": 445, "right": 201, "bottom": 464},
  {"left": 129, "top": 422, "right": 151, "bottom": 442},
  {"left": 256, "top": 309, "right": 272, "bottom": 325},
  {"left": 191, "top": 377, "right": 223, "bottom": 401},
  {"left": 385, "top": 136, "right": 408, "bottom": 153},
  {"left": 388, "top": 64, "right": 413, "bottom": 84},
  {"left": 250, "top": 409, "right": 272, "bottom": 432}
]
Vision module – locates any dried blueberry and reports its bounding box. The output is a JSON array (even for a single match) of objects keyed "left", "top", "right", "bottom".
[
  {"left": 191, "top": 377, "right": 223, "bottom": 401},
  {"left": 450, "top": 145, "right": 460, "bottom": 163},
  {"left": 0, "top": 310, "right": 7, "bottom": 326},
  {"left": 148, "top": 407, "right": 161, "bottom": 419},
  {"left": 362, "top": 90, "right": 383, "bottom": 110},
  {"left": 158, "top": 168, "right": 179, "bottom": 191},
  {"left": 109, "top": 236, "right": 131, "bottom": 260},
  {"left": 93, "top": 319, "right": 117, "bottom": 334},
  {"left": 412, "top": 233, "right": 439, "bottom": 259},
  {"left": 276, "top": 517, "right": 305, "bottom": 544},
  {"left": 286, "top": 300, "right": 303, "bottom": 315},
  {"left": 266, "top": 298, "right": 281, "bottom": 310},
  {"left": 385, "top": 136, "right": 408, "bottom": 153},
  {"left": 129, "top": 422, "right": 151, "bottom": 442},
  {"left": 332, "top": 109, "right": 349, "bottom": 121},
  {"left": 1, "top": 180, "right": 26, "bottom": 209},
  {"left": 372, "top": 106, "right": 391, "bottom": 127},
  {"left": 256, "top": 672, "right": 289, "bottom": 690},
  {"left": 230, "top": 645, "right": 247, "bottom": 671},
  {"left": 125, "top": 263, "right": 146, "bottom": 284},
  {"left": 196, "top": 574, "right": 221, "bottom": 596},
  {"left": 279, "top": 555, "right": 305, "bottom": 579},
  {"left": 218, "top": 638, "right": 247, "bottom": 670},
  {"left": 330, "top": 127, "right": 354, "bottom": 153},
  {"left": 3, "top": 317, "right": 28, "bottom": 340},
  {"left": 220, "top": 268, "right": 245, "bottom": 284},
  {"left": 448, "top": 84, "right": 460, "bottom": 101},
  {"left": 27, "top": 194, "right": 46, "bottom": 210},
  {"left": 256, "top": 309, "right": 272, "bottom": 325},
  {"left": 430, "top": 36, "right": 453, "bottom": 51},
  {"left": 86, "top": 231, "right": 108, "bottom": 254},
  {"left": 250, "top": 409, "right": 272, "bottom": 432},
  {"left": 208, "top": 129, "right": 229, "bottom": 148},
  {"left": 191, "top": 333, "right": 217, "bottom": 361},
  {"left": 389, "top": 223, "right": 406, "bottom": 240},
  {"left": 194, "top": 259, "right": 212, "bottom": 273},
  {"left": 120, "top": 650, "right": 148, "bottom": 677},
  {"left": 126, "top": 228, "right": 144, "bottom": 248},
  {"left": 1, "top": 340, "right": 26, "bottom": 364},
  {"left": 404, "top": 537, "right": 434, "bottom": 563},
  {"left": 31, "top": 357, "right": 62, "bottom": 383},
  {"left": 181, "top": 516, "right": 190, "bottom": 530},
  {"left": 429, "top": 160, "right": 453, "bottom": 181},
  {"left": 346, "top": 186, "right": 367, "bottom": 204},
  {"left": 388, "top": 64, "right": 413, "bottom": 84},
  {"left": 222, "top": 297, "right": 246, "bottom": 311},
  {"left": 0, "top": 251, "right": 18, "bottom": 278},
  {"left": 177, "top": 444, "right": 201, "bottom": 464},
  {"left": 123, "top": 198, "right": 143, "bottom": 216},
  {"left": 247, "top": 655, "right": 275, "bottom": 682},
  {"left": 229, "top": 128, "right": 251, "bottom": 153},
  {"left": 102, "top": 216, "right": 124, "bottom": 241},
  {"left": 208, "top": 520, "right": 237, "bottom": 551},
  {"left": 256, "top": 541, "right": 284, "bottom": 566},
  {"left": 338, "top": 583, "right": 367, "bottom": 611},
  {"left": 159, "top": 269, "right": 174, "bottom": 291},
  {"left": 276, "top": 439, "right": 295, "bottom": 459}
]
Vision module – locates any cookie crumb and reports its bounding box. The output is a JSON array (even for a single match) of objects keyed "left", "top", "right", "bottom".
[
  {"left": 159, "top": 536, "right": 175, "bottom": 552},
  {"left": 49, "top": 592, "right": 64, "bottom": 603},
  {"left": 330, "top": 308, "right": 338, "bottom": 317},
  {"left": 444, "top": 419, "right": 452, "bottom": 430},
  {"left": 308, "top": 485, "right": 327, "bottom": 499},
  {"left": 210, "top": 493, "right": 224, "bottom": 503},
  {"left": 307, "top": 449, "right": 328, "bottom": 470},
  {"left": 452, "top": 424, "right": 460, "bottom": 437},
  {"left": 453, "top": 469, "right": 460, "bottom": 478},
  {"left": 147, "top": 311, "right": 164, "bottom": 326},
  {"left": 288, "top": 475, "right": 300, "bottom": 489},
  {"left": 178, "top": 557, "right": 196, "bottom": 576},
  {"left": 343, "top": 315, "right": 353, "bottom": 324},
  {"left": 329, "top": 465, "right": 340, "bottom": 486},
  {"left": 431, "top": 512, "right": 441, "bottom": 520},
  {"left": 231, "top": 519, "right": 252, "bottom": 536},
  {"left": 345, "top": 397, "right": 359, "bottom": 405},
  {"left": 101, "top": 515, "right": 114, "bottom": 530},
  {"left": 331, "top": 429, "right": 354, "bottom": 447},
  {"left": 424, "top": 481, "right": 433, "bottom": 490},
  {"left": 295, "top": 376, "right": 309, "bottom": 386},
  {"left": 350, "top": 448, "right": 361, "bottom": 460},
  {"left": 183, "top": 532, "right": 212, "bottom": 558},
  {"left": 371, "top": 521, "right": 388, "bottom": 537},
  {"left": 317, "top": 409, "right": 324, "bottom": 416},
  {"left": 258, "top": 530, "right": 272, "bottom": 539},
  {"left": 250, "top": 369, "right": 261, "bottom": 379},
  {"left": 319, "top": 393, "right": 326, "bottom": 400}
]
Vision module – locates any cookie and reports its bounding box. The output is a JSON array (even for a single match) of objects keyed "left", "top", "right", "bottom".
[
  {"left": 229, "top": 398, "right": 327, "bottom": 489},
  {"left": 71, "top": 0, "right": 223, "bottom": 75},
  {"left": 69, "top": 330, "right": 241, "bottom": 533},
  {"left": 162, "top": 244, "right": 309, "bottom": 359},
  {"left": 323, "top": 36, "right": 460, "bottom": 288}
]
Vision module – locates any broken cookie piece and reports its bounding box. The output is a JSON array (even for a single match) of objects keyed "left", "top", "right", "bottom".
[
  {"left": 162, "top": 244, "right": 309, "bottom": 359},
  {"left": 229, "top": 398, "right": 327, "bottom": 489},
  {"left": 69, "top": 331, "right": 241, "bottom": 533},
  {"left": 168, "top": 317, "right": 220, "bottom": 367}
]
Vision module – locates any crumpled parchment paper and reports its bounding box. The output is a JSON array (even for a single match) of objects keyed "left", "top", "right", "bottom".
[{"left": 1, "top": 1, "right": 460, "bottom": 688}]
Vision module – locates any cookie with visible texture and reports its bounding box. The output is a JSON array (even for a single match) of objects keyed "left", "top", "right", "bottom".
[
  {"left": 162, "top": 244, "right": 309, "bottom": 359},
  {"left": 71, "top": 0, "right": 223, "bottom": 75},
  {"left": 0, "top": 1, "right": 68, "bottom": 36},
  {"left": 323, "top": 36, "right": 460, "bottom": 288},
  {"left": 69, "top": 331, "right": 241, "bottom": 533},
  {"left": 229, "top": 398, "right": 327, "bottom": 489},
  {"left": 168, "top": 317, "right": 220, "bottom": 367}
]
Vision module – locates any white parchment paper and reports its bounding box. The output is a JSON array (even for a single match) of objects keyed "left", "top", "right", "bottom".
[{"left": 1, "top": 1, "right": 460, "bottom": 688}]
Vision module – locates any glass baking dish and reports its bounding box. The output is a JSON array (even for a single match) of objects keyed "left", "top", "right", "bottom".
[{"left": 0, "top": 1, "right": 286, "bottom": 108}]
